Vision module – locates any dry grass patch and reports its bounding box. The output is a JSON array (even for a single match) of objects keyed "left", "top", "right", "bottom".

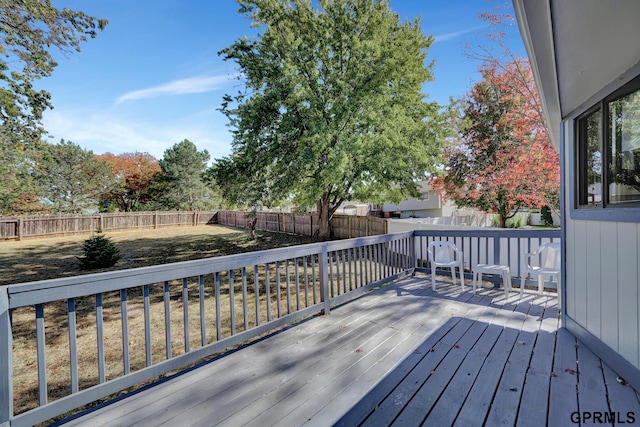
[{"left": 2, "top": 225, "right": 325, "bottom": 417}]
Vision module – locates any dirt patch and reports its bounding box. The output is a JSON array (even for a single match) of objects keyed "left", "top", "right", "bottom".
[{"left": 0, "top": 225, "right": 316, "bottom": 286}]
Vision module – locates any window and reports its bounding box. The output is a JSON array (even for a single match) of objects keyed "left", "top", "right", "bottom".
[
  {"left": 420, "top": 192, "right": 429, "bottom": 201},
  {"left": 576, "top": 76, "right": 640, "bottom": 208}
]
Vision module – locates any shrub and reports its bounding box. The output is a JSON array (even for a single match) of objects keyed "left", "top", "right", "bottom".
[
  {"left": 78, "top": 229, "right": 122, "bottom": 269},
  {"left": 541, "top": 205, "right": 554, "bottom": 226}
]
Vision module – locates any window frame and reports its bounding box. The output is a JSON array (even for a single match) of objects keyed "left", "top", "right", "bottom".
[{"left": 574, "top": 75, "right": 640, "bottom": 212}]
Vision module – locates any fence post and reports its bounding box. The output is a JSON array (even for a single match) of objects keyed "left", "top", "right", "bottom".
[
  {"left": 17, "top": 218, "right": 22, "bottom": 241},
  {"left": 319, "top": 247, "right": 331, "bottom": 315},
  {"left": 193, "top": 211, "right": 198, "bottom": 227},
  {"left": 1, "top": 287, "right": 13, "bottom": 426},
  {"left": 154, "top": 211, "right": 158, "bottom": 229}
]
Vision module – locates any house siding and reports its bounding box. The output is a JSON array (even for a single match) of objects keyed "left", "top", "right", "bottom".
[{"left": 563, "top": 124, "right": 640, "bottom": 370}]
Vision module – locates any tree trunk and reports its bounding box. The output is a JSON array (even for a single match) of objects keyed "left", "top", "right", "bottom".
[
  {"left": 314, "top": 196, "right": 331, "bottom": 239},
  {"left": 499, "top": 214, "right": 507, "bottom": 228}
]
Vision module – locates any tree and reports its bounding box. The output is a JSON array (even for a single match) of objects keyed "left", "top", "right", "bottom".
[
  {"left": 77, "top": 229, "right": 121, "bottom": 270},
  {"left": 0, "top": 0, "right": 107, "bottom": 215},
  {"left": 0, "top": 0, "right": 107, "bottom": 146},
  {"left": 432, "top": 58, "right": 560, "bottom": 228},
  {"left": 97, "top": 152, "right": 161, "bottom": 212},
  {"left": 35, "top": 139, "right": 114, "bottom": 213},
  {"left": 0, "top": 142, "right": 46, "bottom": 215},
  {"left": 153, "top": 139, "right": 219, "bottom": 210},
  {"left": 212, "top": 0, "right": 447, "bottom": 238}
]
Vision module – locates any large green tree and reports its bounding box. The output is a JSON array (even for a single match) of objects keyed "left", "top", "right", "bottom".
[
  {"left": 0, "top": 0, "right": 107, "bottom": 145},
  {"left": 0, "top": 0, "right": 107, "bottom": 215},
  {"left": 35, "top": 140, "right": 114, "bottom": 213},
  {"left": 212, "top": 0, "right": 446, "bottom": 238},
  {"left": 153, "top": 139, "right": 220, "bottom": 210}
]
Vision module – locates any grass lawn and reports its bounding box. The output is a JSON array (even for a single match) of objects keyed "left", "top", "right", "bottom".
[
  {"left": 1, "top": 225, "right": 319, "bottom": 418},
  {"left": 0, "top": 224, "right": 316, "bottom": 286}
]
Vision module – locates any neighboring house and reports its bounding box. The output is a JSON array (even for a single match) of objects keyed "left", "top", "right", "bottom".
[
  {"left": 515, "top": 0, "right": 640, "bottom": 389},
  {"left": 382, "top": 181, "right": 455, "bottom": 218}
]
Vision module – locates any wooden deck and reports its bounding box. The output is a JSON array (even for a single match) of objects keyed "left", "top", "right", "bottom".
[{"left": 58, "top": 274, "right": 640, "bottom": 427}]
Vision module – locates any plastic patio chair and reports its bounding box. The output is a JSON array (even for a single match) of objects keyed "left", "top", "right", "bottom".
[
  {"left": 520, "top": 242, "right": 561, "bottom": 294},
  {"left": 427, "top": 241, "right": 464, "bottom": 291}
]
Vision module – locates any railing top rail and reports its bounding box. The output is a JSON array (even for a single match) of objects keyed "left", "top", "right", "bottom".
[
  {"left": 6, "top": 231, "right": 414, "bottom": 308},
  {"left": 412, "top": 228, "right": 561, "bottom": 238}
]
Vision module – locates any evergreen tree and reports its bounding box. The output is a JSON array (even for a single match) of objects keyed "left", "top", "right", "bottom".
[
  {"left": 152, "top": 139, "right": 220, "bottom": 210},
  {"left": 78, "top": 229, "right": 121, "bottom": 269},
  {"left": 35, "top": 140, "right": 115, "bottom": 213}
]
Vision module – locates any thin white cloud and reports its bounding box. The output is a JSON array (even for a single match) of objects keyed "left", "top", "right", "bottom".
[
  {"left": 116, "top": 74, "right": 238, "bottom": 104},
  {"left": 43, "top": 108, "right": 233, "bottom": 160},
  {"left": 434, "top": 25, "right": 488, "bottom": 43}
]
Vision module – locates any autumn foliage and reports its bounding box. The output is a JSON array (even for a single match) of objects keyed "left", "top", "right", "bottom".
[
  {"left": 97, "top": 152, "right": 162, "bottom": 212},
  {"left": 432, "top": 58, "right": 560, "bottom": 228}
]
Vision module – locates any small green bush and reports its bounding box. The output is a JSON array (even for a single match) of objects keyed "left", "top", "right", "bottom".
[
  {"left": 541, "top": 205, "right": 554, "bottom": 226},
  {"left": 78, "top": 229, "right": 122, "bottom": 270}
]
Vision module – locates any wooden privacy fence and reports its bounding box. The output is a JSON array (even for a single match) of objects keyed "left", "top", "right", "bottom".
[
  {"left": 216, "top": 211, "right": 387, "bottom": 238},
  {"left": 0, "top": 211, "right": 218, "bottom": 240}
]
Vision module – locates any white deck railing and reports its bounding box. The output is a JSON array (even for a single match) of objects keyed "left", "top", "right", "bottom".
[{"left": 0, "top": 229, "right": 560, "bottom": 427}]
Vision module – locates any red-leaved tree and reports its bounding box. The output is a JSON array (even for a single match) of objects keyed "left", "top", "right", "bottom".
[
  {"left": 97, "top": 152, "right": 161, "bottom": 212},
  {"left": 432, "top": 57, "right": 560, "bottom": 228}
]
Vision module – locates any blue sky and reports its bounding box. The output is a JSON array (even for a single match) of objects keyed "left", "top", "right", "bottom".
[{"left": 41, "top": 0, "right": 525, "bottom": 160}]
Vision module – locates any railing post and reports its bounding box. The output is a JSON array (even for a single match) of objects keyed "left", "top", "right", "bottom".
[
  {"left": 1, "top": 287, "right": 13, "bottom": 426},
  {"left": 410, "top": 234, "right": 417, "bottom": 269},
  {"left": 319, "top": 247, "right": 331, "bottom": 314}
]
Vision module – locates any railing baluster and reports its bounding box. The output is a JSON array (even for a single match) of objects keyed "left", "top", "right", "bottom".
[
  {"left": 265, "top": 264, "right": 271, "bottom": 322},
  {"left": 229, "top": 270, "right": 235, "bottom": 335},
  {"left": 328, "top": 252, "right": 334, "bottom": 297},
  {"left": 96, "top": 293, "right": 106, "bottom": 381},
  {"left": 242, "top": 268, "right": 248, "bottom": 331},
  {"left": 284, "top": 260, "right": 300, "bottom": 311},
  {"left": 284, "top": 260, "right": 290, "bottom": 315},
  {"left": 143, "top": 285, "right": 152, "bottom": 366},
  {"left": 163, "top": 282, "right": 171, "bottom": 360},
  {"left": 295, "top": 258, "right": 300, "bottom": 311},
  {"left": 336, "top": 251, "right": 342, "bottom": 295},
  {"left": 348, "top": 248, "right": 353, "bottom": 291},
  {"left": 199, "top": 276, "right": 206, "bottom": 346},
  {"left": 121, "top": 290, "right": 130, "bottom": 375},
  {"left": 312, "top": 256, "right": 317, "bottom": 304},
  {"left": 68, "top": 298, "right": 79, "bottom": 394},
  {"left": 182, "top": 279, "right": 189, "bottom": 353},
  {"left": 375, "top": 243, "right": 381, "bottom": 280},
  {"left": 303, "top": 256, "right": 309, "bottom": 307},
  {"left": 276, "top": 261, "right": 282, "bottom": 318},
  {"left": 254, "top": 265, "right": 260, "bottom": 326},
  {"left": 36, "top": 304, "right": 47, "bottom": 405},
  {"left": 215, "top": 272, "right": 221, "bottom": 340},
  {"left": 340, "top": 249, "right": 347, "bottom": 294},
  {"left": 359, "top": 246, "right": 364, "bottom": 287}
]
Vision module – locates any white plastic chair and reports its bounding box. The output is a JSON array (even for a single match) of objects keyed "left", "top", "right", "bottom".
[
  {"left": 427, "top": 241, "right": 464, "bottom": 291},
  {"left": 520, "top": 242, "right": 561, "bottom": 294}
]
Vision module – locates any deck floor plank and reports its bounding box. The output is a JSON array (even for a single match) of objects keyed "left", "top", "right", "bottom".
[
  {"left": 576, "top": 339, "right": 610, "bottom": 417},
  {"left": 548, "top": 328, "right": 579, "bottom": 425},
  {"left": 57, "top": 274, "right": 640, "bottom": 427}
]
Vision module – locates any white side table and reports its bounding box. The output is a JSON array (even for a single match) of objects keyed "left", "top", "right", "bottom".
[{"left": 472, "top": 264, "right": 513, "bottom": 297}]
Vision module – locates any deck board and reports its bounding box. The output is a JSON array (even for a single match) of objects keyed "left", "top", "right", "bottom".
[{"left": 58, "top": 274, "right": 640, "bottom": 427}]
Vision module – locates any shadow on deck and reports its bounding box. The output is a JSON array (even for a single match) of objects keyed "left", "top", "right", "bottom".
[{"left": 57, "top": 274, "right": 640, "bottom": 427}]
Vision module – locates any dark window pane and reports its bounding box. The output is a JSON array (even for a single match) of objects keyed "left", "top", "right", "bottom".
[
  {"left": 609, "top": 89, "right": 640, "bottom": 204},
  {"left": 582, "top": 109, "right": 602, "bottom": 205}
]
